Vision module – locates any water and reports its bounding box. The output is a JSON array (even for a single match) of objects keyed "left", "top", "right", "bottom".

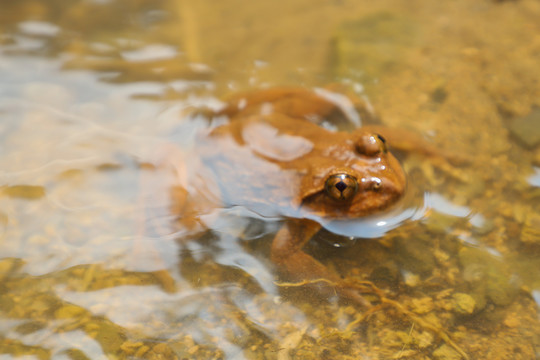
[{"left": 1, "top": 0, "right": 540, "bottom": 359}]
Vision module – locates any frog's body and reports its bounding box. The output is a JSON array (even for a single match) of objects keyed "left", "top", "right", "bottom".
[{"left": 171, "top": 87, "right": 406, "bottom": 306}]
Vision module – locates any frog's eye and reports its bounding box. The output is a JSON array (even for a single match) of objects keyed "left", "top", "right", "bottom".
[
  {"left": 325, "top": 174, "right": 359, "bottom": 201},
  {"left": 355, "top": 133, "right": 387, "bottom": 156}
]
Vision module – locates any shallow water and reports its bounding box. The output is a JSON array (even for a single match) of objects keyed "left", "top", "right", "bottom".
[{"left": 1, "top": 0, "right": 540, "bottom": 359}]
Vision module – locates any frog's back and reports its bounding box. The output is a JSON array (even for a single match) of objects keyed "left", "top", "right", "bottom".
[
  {"left": 217, "top": 86, "right": 376, "bottom": 130},
  {"left": 174, "top": 86, "right": 405, "bottom": 229}
]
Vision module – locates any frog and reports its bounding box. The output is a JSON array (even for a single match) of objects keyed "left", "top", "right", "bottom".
[{"left": 167, "top": 86, "right": 407, "bottom": 306}]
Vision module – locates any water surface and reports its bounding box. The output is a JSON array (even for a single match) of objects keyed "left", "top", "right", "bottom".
[{"left": 1, "top": 0, "right": 540, "bottom": 359}]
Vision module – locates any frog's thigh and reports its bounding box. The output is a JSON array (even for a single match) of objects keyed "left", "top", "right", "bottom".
[
  {"left": 271, "top": 219, "right": 335, "bottom": 281},
  {"left": 271, "top": 219, "right": 372, "bottom": 307}
]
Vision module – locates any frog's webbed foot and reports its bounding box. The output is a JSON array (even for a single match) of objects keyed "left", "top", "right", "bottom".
[
  {"left": 271, "top": 219, "right": 371, "bottom": 307},
  {"left": 276, "top": 276, "right": 383, "bottom": 308}
]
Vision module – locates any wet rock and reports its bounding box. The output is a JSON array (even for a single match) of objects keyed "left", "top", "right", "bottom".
[
  {"left": 147, "top": 343, "right": 177, "bottom": 360},
  {"left": 508, "top": 107, "right": 540, "bottom": 149},
  {"left": 452, "top": 293, "right": 476, "bottom": 315},
  {"left": 459, "top": 247, "right": 518, "bottom": 307},
  {"left": 431, "top": 86, "right": 448, "bottom": 104},
  {"left": 54, "top": 304, "right": 87, "bottom": 319},
  {"left": 0, "top": 258, "right": 24, "bottom": 282},
  {"left": 416, "top": 331, "right": 434, "bottom": 349},
  {"left": 520, "top": 211, "right": 540, "bottom": 245},
  {"left": 369, "top": 263, "right": 400, "bottom": 287},
  {"left": 411, "top": 297, "right": 435, "bottom": 314},
  {"left": 486, "top": 275, "right": 518, "bottom": 306},
  {"left": 394, "top": 236, "right": 436, "bottom": 275},
  {"left": 534, "top": 151, "right": 540, "bottom": 166},
  {"left": 433, "top": 344, "right": 462, "bottom": 360},
  {"left": 468, "top": 286, "right": 488, "bottom": 312},
  {"left": 503, "top": 314, "right": 520, "bottom": 328},
  {"left": 91, "top": 321, "right": 126, "bottom": 354},
  {"left": 1, "top": 185, "right": 46, "bottom": 199},
  {"left": 423, "top": 212, "right": 462, "bottom": 235},
  {"left": 120, "top": 341, "right": 145, "bottom": 356},
  {"left": 0, "top": 211, "right": 7, "bottom": 238},
  {"left": 0, "top": 294, "right": 15, "bottom": 313},
  {"left": 471, "top": 215, "right": 495, "bottom": 235},
  {"left": 14, "top": 321, "right": 48, "bottom": 335}
]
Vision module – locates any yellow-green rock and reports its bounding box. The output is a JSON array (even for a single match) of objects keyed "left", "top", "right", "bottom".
[{"left": 452, "top": 293, "right": 476, "bottom": 315}]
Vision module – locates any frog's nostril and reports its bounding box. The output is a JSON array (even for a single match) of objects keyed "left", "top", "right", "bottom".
[
  {"left": 371, "top": 177, "right": 382, "bottom": 191},
  {"left": 354, "top": 176, "right": 384, "bottom": 192}
]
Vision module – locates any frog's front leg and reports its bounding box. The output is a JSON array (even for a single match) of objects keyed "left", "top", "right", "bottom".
[{"left": 271, "top": 219, "right": 370, "bottom": 307}]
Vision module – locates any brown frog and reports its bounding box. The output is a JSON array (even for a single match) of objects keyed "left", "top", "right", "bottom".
[{"left": 169, "top": 87, "right": 406, "bottom": 306}]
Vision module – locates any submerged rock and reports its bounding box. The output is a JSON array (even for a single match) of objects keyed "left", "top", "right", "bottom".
[
  {"left": 452, "top": 292, "right": 476, "bottom": 315},
  {"left": 1, "top": 185, "right": 46, "bottom": 200},
  {"left": 521, "top": 211, "right": 540, "bottom": 245},
  {"left": 508, "top": 107, "right": 540, "bottom": 149},
  {"left": 433, "top": 344, "right": 462, "bottom": 360},
  {"left": 394, "top": 235, "right": 436, "bottom": 275},
  {"left": 459, "top": 247, "right": 519, "bottom": 307}
]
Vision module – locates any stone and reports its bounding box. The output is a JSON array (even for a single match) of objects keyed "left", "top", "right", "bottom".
[{"left": 508, "top": 107, "right": 540, "bottom": 149}]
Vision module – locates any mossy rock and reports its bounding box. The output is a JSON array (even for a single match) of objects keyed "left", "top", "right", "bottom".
[{"left": 458, "top": 246, "right": 518, "bottom": 306}]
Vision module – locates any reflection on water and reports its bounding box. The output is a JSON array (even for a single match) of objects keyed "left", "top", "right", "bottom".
[
  {"left": 1, "top": 0, "right": 540, "bottom": 359},
  {"left": 529, "top": 167, "right": 540, "bottom": 187}
]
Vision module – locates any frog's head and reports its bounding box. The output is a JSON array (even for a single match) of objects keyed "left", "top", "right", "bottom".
[{"left": 298, "top": 131, "right": 406, "bottom": 218}]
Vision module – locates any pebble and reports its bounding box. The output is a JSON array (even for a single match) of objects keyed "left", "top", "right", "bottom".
[
  {"left": 508, "top": 107, "right": 540, "bottom": 149},
  {"left": 521, "top": 211, "right": 540, "bottom": 245},
  {"left": 452, "top": 293, "right": 476, "bottom": 315}
]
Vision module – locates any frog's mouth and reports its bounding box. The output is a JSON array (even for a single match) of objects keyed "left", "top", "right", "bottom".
[
  {"left": 299, "top": 175, "right": 406, "bottom": 219},
  {"left": 346, "top": 180, "right": 405, "bottom": 216},
  {"left": 314, "top": 181, "right": 426, "bottom": 240}
]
